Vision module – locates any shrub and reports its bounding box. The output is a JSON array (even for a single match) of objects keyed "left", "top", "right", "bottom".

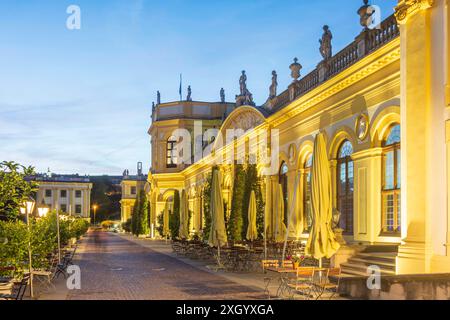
[
  {"left": 0, "top": 220, "right": 28, "bottom": 276},
  {"left": 122, "top": 218, "right": 131, "bottom": 233},
  {"left": 202, "top": 171, "right": 212, "bottom": 242},
  {"left": 156, "top": 212, "right": 164, "bottom": 237},
  {"left": 101, "top": 220, "right": 115, "bottom": 230}
]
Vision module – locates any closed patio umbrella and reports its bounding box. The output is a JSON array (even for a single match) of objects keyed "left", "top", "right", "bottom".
[
  {"left": 179, "top": 190, "right": 189, "bottom": 239},
  {"left": 306, "top": 133, "right": 340, "bottom": 261},
  {"left": 246, "top": 190, "right": 258, "bottom": 241},
  {"left": 208, "top": 168, "right": 227, "bottom": 270},
  {"left": 163, "top": 202, "right": 170, "bottom": 238},
  {"left": 274, "top": 184, "right": 287, "bottom": 243},
  {"left": 208, "top": 168, "right": 227, "bottom": 247}
]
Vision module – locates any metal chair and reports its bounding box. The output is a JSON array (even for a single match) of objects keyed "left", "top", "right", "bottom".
[
  {"left": 261, "top": 260, "right": 279, "bottom": 299},
  {"left": 314, "top": 267, "right": 342, "bottom": 300},
  {"left": 0, "top": 273, "right": 30, "bottom": 300},
  {"left": 286, "top": 267, "right": 315, "bottom": 300}
]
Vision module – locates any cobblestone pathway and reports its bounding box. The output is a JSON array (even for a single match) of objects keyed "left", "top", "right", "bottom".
[{"left": 67, "top": 230, "right": 263, "bottom": 300}]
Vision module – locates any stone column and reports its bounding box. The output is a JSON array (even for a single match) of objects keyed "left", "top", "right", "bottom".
[
  {"left": 395, "top": 0, "right": 435, "bottom": 274},
  {"left": 329, "top": 160, "right": 337, "bottom": 211},
  {"left": 446, "top": 121, "right": 450, "bottom": 256},
  {"left": 297, "top": 169, "right": 305, "bottom": 237}
]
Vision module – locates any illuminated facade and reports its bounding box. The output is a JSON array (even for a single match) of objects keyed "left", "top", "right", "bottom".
[
  {"left": 147, "top": 0, "right": 450, "bottom": 275},
  {"left": 32, "top": 174, "right": 92, "bottom": 218},
  {"left": 120, "top": 162, "right": 147, "bottom": 223}
]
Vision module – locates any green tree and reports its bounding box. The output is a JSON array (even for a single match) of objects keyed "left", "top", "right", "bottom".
[
  {"left": 228, "top": 164, "right": 246, "bottom": 242},
  {"left": 131, "top": 197, "right": 140, "bottom": 236},
  {"left": 0, "top": 161, "right": 38, "bottom": 220},
  {"left": 202, "top": 171, "right": 213, "bottom": 241},
  {"left": 138, "top": 191, "right": 150, "bottom": 236},
  {"left": 170, "top": 190, "right": 180, "bottom": 239}
]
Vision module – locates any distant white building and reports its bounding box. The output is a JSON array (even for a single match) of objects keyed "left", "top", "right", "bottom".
[{"left": 31, "top": 173, "right": 93, "bottom": 218}]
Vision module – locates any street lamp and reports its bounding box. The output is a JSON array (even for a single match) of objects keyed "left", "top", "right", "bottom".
[
  {"left": 37, "top": 205, "right": 49, "bottom": 218},
  {"left": 20, "top": 198, "right": 35, "bottom": 299},
  {"left": 92, "top": 204, "right": 98, "bottom": 226}
]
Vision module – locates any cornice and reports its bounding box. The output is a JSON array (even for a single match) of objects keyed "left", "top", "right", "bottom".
[{"left": 395, "top": 0, "right": 434, "bottom": 24}]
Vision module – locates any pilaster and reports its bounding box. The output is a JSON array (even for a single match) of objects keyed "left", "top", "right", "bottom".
[{"left": 396, "top": 0, "right": 434, "bottom": 274}]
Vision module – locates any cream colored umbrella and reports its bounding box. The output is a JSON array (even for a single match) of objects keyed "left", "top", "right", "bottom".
[
  {"left": 306, "top": 133, "right": 340, "bottom": 261},
  {"left": 163, "top": 202, "right": 170, "bottom": 238},
  {"left": 274, "top": 184, "right": 287, "bottom": 243},
  {"left": 179, "top": 190, "right": 189, "bottom": 239},
  {"left": 208, "top": 168, "right": 227, "bottom": 247},
  {"left": 246, "top": 190, "right": 258, "bottom": 241}
]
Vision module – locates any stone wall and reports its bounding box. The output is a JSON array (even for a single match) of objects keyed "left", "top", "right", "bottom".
[{"left": 340, "top": 274, "right": 450, "bottom": 300}]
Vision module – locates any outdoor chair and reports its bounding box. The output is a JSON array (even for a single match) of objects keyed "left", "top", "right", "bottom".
[
  {"left": 0, "top": 273, "right": 30, "bottom": 300},
  {"left": 33, "top": 254, "right": 59, "bottom": 293},
  {"left": 287, "top": 267, "right": 315, "bottom": 300},
  {"left": 261, "top": 260, "right": 279, "bottom": 299},
  {"left": 314, "top": 267, "right": 342, "bottom": 300},
  {"left": 55, "top": 247, "right": 77, "bottom": 279}
]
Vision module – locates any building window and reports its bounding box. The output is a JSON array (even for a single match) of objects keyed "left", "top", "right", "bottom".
[
  {"left": 336, "top": 140, "right": 354, "bottom": 235},
  {"left": 131, "top": 186, "right": 137, "bottom": 195},
  {"left": 60, "top": 190, "right": 67, "bottom": 198},
  {"left": 60, "top": 204, "right": 67, "bottom": 213},
  {"left": 45, "top": 189, "right": 52, "bottom": 198},
  {"left": 75, "top": 205, "right": 82, "bottom": 215},
  {"left": 75, "top": 190, "right": 82, "bottom": 198},
  {"left": 382, "top": 124, "right": 401, "bottom": 234},
  {"left": 166, "top": 136, "right": 178, "bottom": 168},
  {"left": 303, "top": 154, "right": 313, "bottom": 232},
  {"left": 279, "top": 162, "right": 289, "bottom": 226}
]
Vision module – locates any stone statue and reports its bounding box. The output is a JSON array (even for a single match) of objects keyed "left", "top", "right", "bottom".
[
  {"left": 319, "top": 25, "right": 333, "bottom": 60},
  {"left": 157, "top": 91, "right": 161, "bottom": 105},
  {"left": 220, "top": 88, "right": 225, "bottom": 103},
  {"left": 236, "top": 70, "right": 255, "bottom": 106},
  {"left": 152, "top": 102, "right": 155, "bottom": 111},
  {"left": 358, "top": 0, "right": 375, "bottom": 29},
  {"left": 269, "top": 70, "right": 278, "bottom": 99},
  {"left": 187, "top": 86, "right": 192, "bottom": 101},
  {"left": 239, "top": 70, "right": 247, "bottom": 96}
]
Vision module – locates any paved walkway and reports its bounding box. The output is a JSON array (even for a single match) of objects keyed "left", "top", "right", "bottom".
[{"left": 61, "top": 230, "right": 265, "bottom": 300}]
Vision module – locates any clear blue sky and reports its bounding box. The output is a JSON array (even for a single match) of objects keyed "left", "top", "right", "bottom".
[{"left": 0, "top": 0, "right": 397, "bottom": 175}]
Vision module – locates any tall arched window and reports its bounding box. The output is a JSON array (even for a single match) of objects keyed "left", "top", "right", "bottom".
[
  {"left": 382, "top": 124, "right": 401, "bottom": 234},
  {"left": 303, "top": 154, "right": 313, "bottom": 232},
  {"left": 337, "top": 140, "right": 354, "bottom": 235},
  {"left": 279, "top": 162, "right": 289, "bottom": 225},
  {"left": 166, "top": 136, "right": 178, "bottom": 168}
]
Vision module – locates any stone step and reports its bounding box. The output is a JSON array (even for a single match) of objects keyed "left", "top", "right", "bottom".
[
  {"left": 341, "top": 262, "right": 396, "bottom": 276},
  {"left": 348, "top": 257, "right": 396, "bottom": 270},
  {"left": 354, "top": 252, "right": 397, "bottom": 263}
]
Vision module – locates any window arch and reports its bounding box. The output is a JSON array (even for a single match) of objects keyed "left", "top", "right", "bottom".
[
  {"left": 166, "top": 136, "right": 178, "bottom": 168},
  {"left": 336, "top": 140, "right": 354, "bottom": 235},
  {"left": 303, "top": 154, "right": 313, "bottom": 232},
  {"left": 382, "top": 124, "right": 401, "bottom": 234},
  {"left": 279, "top": 162, "right": 289, "bottom": 226}
]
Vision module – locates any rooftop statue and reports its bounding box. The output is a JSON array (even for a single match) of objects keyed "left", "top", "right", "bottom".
[
  {"left": 220, "top": 88, "right": 225, "bottom": 103},
  {"left": 319, "top": 25, "right": 333, "bottom": 60},
  {"left": 239, "top": 70, "right": 247, "bottom": 96},
  {"left": 236, "top": 70, "right": 255, "bottom": 107},
  {"left": 187, "top": 85, "right": 192, "bottom": 101},
  {"left": 358, "top": 0, "right": 375, "bottom": 29},
  {"left": 269, "top": 70, "right": 278, "bottom": 99},
  {"left": 157, "top": 91, "right": 161, "bottom": 105},
  {"left": 289, "top": 57, "right": 302, "bottom": 81}
]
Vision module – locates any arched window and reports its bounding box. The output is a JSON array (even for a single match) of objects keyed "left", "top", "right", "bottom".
[
  {"left": 382, "top": 124, "right": 401, "bottom": 234},
  {"left": 279, "top": 162, "right": 289, "bottom": 225},
  {"left": 303, "top": 154, "right": 313, "bottom": 232},
  {"left": 166, "top": 136, "right": 178, "bottom": 168},
  {"left": 337, "top": 140, "right": 354, "bottom": 235}
]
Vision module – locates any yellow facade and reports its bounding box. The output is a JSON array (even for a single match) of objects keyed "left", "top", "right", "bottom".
[{"left": 147, "top": 1, "right": 450, "bottom": 275}]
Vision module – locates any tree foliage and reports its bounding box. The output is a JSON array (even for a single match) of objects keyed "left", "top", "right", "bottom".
[
  {"left": 169, "top": 190, "right": 180, "bottom": 239},
  {"left": 228, "top": 164, "right": 246, "bottom": 242},
  {"left": 0, "top": 161, "right": 38, "bottom": 220},
  {"left": 202, "top": 171, "right": 213, "bottom": 241}
]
